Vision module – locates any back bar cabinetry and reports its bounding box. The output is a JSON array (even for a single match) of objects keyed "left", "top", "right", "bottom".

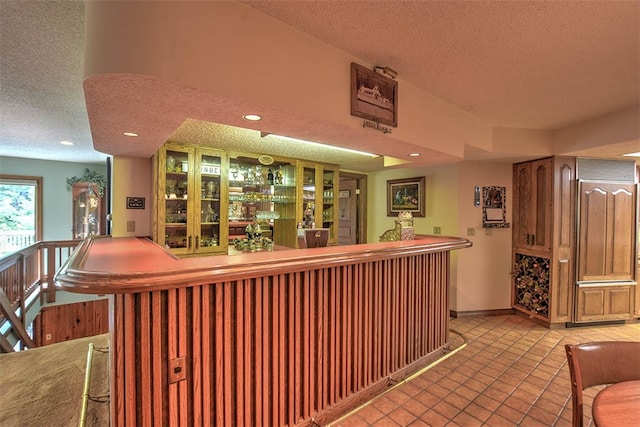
[{"left": 154, "top": 142, "right": 339, "bottom": 254}]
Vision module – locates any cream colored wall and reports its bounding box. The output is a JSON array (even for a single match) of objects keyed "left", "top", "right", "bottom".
[
  {"left": 111, "top": 156, "right": 153, "bottom": 237},
  {"left": 455, "top": 161, "right": 513, "bottom": 312},
  {"left": 368, "top": 165, "right": 459, "bottom": 242},
  {"left": 368, "top": 160, "right": 513, "bottom": 313}
]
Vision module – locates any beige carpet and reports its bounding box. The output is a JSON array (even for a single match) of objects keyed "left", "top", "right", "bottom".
[{"left": 0, "top": 334, "right": 110, "bottom": 427}]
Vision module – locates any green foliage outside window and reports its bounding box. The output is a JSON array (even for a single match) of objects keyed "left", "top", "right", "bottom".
[{"left": 0, "top": 184, "right": 35, "bottom": 231}]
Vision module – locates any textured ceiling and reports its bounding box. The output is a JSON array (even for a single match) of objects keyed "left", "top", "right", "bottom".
[
  {"left": 0, "top": 1, "right": 638, "bottom": 169},
  {"left": 245, "top": 0, "right": 640, "bottom": 130}
]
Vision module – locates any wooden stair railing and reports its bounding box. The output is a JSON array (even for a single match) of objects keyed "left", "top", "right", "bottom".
[
  {"left": 0, "top": 287, "right": 36, "bottom": 351},
  {"left": 0, "top": 239, "right": 81, "bottom": 352}
]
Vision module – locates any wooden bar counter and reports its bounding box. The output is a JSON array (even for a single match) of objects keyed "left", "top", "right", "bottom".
[{"left": 56, "top": 235, "right": 471, "bottom": 426}]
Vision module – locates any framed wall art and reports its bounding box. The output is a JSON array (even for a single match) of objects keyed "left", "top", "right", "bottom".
[
  {"left": 387, "top": 176, "right": 425, "bottom": 217},
  {"left": 351, "top": 62, "right": 398, "bottom": 127},
  {"left": 482, "top": 186, "right": 510, "bottom": 228}
]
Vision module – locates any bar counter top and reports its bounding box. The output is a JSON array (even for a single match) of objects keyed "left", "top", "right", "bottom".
[{"left": 55, "top": 235, "right": 472, "bottom": 294}]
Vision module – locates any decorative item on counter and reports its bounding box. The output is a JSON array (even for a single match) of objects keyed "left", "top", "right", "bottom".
[
  {"left": 398, "top": 211, "right": 414, "bottom": 240},
  {"left": 302, "top": 203, "right": 315, "bottom": 228},
  {"left": 379, "top": 221, "right": 402, "bottom": 242},
  {"left": 232, "top": 222, "right": 274, "bottom": 251}
]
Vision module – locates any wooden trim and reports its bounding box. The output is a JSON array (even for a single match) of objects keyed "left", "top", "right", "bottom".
[
  {"left": 339, "top": 171, "right": 368, "bottom": 244},
  {"left": 451, "top": 308, "right": 516, "bottom": 318},
  {"left": 0, "top": 288, "right": 36, "bottom": 348},
  {"left": 55, "top": 236, "right": 471, "bottom": 294}
]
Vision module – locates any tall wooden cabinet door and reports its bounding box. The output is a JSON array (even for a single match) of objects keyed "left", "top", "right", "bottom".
[
  {"left": 513, "top": 158, "right": 553, "bottom": 253},
  {"left": 530, "top": 158, "right": 553, "bottom": 253},
  {"left": 549, "top": 157, "right": 576, "bottom": 323},
  {"left": 513, "top": 162, "right": 532, "bottom": 250},
  {"left": 155, "top": 144, "right": 194, "bottom": 256},
  {"left": 578, "top": 182, "right": 636, "bottom": 282}
]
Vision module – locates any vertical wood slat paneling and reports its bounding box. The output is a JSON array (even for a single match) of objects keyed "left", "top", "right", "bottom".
[
  {"left": 167, "top": 289, "right": 178, "bottom": 427},
  {"left": 111, "top": 295, "right": 125, "bottom": 427},
  {"left": 151, "top": 291, "right": 164, "bottom": 425},
  {"left": 201, "top": 285, "right": 211, "bottom": 427},
  {"left": 111, "top": 251, "right": 451, "bottom": 427},
  {"left": 139, "top": 292, "right": 152, "bottom": 426},
  {"left": 235, "top": 279, "right": 244, "bottom": 427},
  {"left": 243, "top": 279, "right": 252, "bottom": 427},
  {"left": 123, "top": 294, "right": 136, "bottom": 427},
  {"left": 192, "top": 286, "right": 202, "bottom": 427}
]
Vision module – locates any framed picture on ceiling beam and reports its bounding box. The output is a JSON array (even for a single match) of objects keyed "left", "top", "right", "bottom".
[{"left": 350, "top": 62, "right": 398, "bottom": 127}]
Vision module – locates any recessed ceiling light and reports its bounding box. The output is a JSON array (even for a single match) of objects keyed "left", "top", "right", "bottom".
[
  {"left": 123, "top": 132, "right": 139, "bottom": 137},
  {"left": 409, "top": 153, "right": 421, "bottom": 157},
  {"left": 622, "top": 151, "right": 640, "bottom": 157},
  {"left": 242, "top": 114, "right": 262, "bottom": 121},
  {"left": 60, "top": 140, "right": 74, "bottom": 146}
]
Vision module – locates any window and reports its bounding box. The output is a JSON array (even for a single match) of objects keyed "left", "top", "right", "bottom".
[{"left": 0, "top": 175, "right": 42, "bottom": 255}]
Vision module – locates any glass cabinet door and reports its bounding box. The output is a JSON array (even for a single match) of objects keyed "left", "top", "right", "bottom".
[
  {"left": 159, "top": 145, "right": 226, "bottom": 255},
  {"left": 72, "top": 182, "right": 101, "bottom": 239},
  {"left": 163, "top": 148, "right": 191, "bottom": 254},
  {"left": 271, "top": 161, "right": 296, "bottom": 247},
  {"left": 321, "top": 168, "right": 336, "bottom": 242},
  {"left": 301, "top": 166, "right": 316, "bottom": 228},
  {"left": 196, "top": 151, "right": 223, "bottom": 254}
]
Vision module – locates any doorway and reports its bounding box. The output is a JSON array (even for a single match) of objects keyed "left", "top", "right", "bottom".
[{"left": 338, "top": 172, "right": 367, "bottom": 245}]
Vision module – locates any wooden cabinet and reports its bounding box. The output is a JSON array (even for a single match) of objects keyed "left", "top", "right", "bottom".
[
  {"left": 298, "top": 162, "right": 339, "bottom": 246},
  {"left": 574, "top": 181, "right": 637, "bottom": 322},
  {"left": 575, "top": 284, "right": 635, "bottom": 322},
  {"left": 153, "top": 142, "right": 227, "bottom": 256},
  {"left": 512, "top": 157, "right": 576, "bottom": 326},
  {"left": 577, "top": 182, "right": 636, "bottom": 282},
  {"left": 512, "top": 157, "right": 639, "bottom": 326},
  {"left": 513, "top": 157, "right": 553, "bottom": 254},
  {"left": 72, "top": 182, "right": 104, "bottom": 239}
]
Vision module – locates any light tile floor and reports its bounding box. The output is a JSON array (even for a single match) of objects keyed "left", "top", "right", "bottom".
[{"left": 333, "top": 314, "right": 640, "bottom": 427}]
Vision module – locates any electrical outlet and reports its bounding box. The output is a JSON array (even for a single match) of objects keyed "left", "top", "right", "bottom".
[
  {"left": 467, "top": 227, "right": 475, "bottom": 236},
  {"left": 127, "top": 220, "right": 135, "bottom": 232},
  {"left": 433, "top": 226, "right": 441, "bottom": 235}
]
